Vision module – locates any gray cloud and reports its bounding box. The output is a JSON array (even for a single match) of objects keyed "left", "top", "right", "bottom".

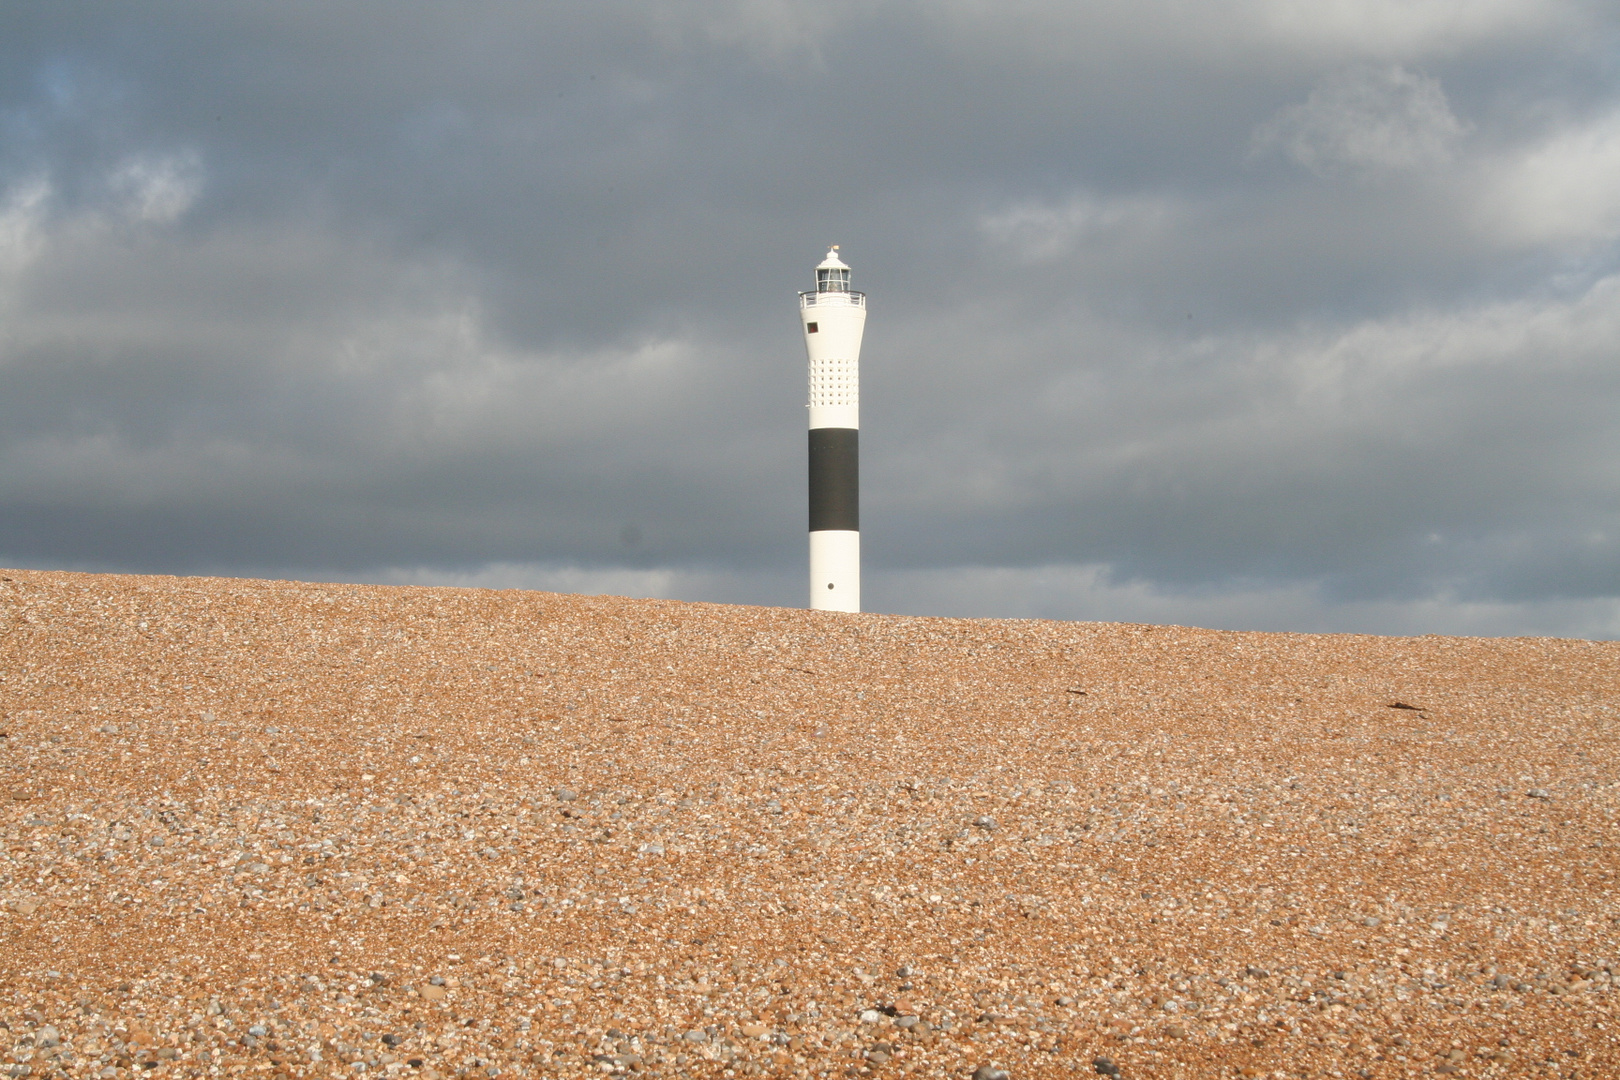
[{"left": 1, "top": 1, "right": 1618, "bottom": 636}]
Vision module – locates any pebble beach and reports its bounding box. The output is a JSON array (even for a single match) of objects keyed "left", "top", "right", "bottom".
[{"left": 1, "top": 569, "right": 1616, "bottom": 1079}]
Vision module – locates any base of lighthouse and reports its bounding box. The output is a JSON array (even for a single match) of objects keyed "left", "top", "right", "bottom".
[{"left": 809, "top": 530, "right": 860, "bottom": 612}]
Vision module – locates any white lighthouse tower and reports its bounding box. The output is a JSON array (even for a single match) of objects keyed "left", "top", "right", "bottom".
[{"left": 799, "top": 246, "right": 866, "bottom": 612}]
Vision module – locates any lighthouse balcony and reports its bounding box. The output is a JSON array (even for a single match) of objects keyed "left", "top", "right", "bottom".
[{"left": 799, "top": 290, "right": 865, "bottom": 309}]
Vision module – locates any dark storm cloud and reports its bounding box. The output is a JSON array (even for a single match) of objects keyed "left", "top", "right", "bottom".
[{"left": 2, "top": 1, "right": 1618, "bottom": 634}]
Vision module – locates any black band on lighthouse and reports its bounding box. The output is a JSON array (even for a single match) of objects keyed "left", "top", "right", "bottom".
[{"left": 808, "top": 427, "right": 859, "bottom": 533}]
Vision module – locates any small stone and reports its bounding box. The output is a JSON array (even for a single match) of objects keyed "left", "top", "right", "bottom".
[
  {"left": 418, "top": 985, "right": 446, "bottom": 1001},
  {"left": 556, "top": 788, "right": 578, "bottom": 802},
  {"left": 36, "top": 1027, "right": 59, "bottom": 1047},
  {"left": 1163, "top": 1023, "right": 1187, "bottom": 1038},
  {"left": 1245, "top": 966, "right": 1270, "bottom": 979},
  {"left": 868, "top": 1051, "right": 892, "bottom": 1064},
  {"left": 739, "top": 1023, "right": 768, "bottom": 1038},
  {"left": 1493, "top": 974, "right": 1511, "bottom": 988},
  {"left": 972, "top": 1067, "right": 1010, "bottom": 1080},
  {"left": 248, "top": 1025, "right": 267, "bottom": 1037},
  {"left": 895, "top": 1015, "right": 919, "bottom": 1029},
  {"left": 972, "top": 815, "right": 997, "bottom": 831},
  {"left": 1093, "top": 1057, "right": 1122, "bottom": 1077},
  {"left": 1527, "top": 788, "right": 1551, "bottom": 799},
  {"left": 683, "top": 1029, "right": 708, "bottom": 1043},
  {"left": 859, "top": 1009, "right": 881, "bottom": 1023}
]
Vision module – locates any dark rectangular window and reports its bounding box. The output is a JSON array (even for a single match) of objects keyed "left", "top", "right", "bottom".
[{"left": 806, "top": 322, "right": 819, "bottom": 333}]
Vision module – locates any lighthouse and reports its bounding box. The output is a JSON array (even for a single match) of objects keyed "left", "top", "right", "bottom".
[{"left": 800, "top": 246, "right": 866, "bottom": 612}]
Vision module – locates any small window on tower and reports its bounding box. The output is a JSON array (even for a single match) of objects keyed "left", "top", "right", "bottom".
[{"left": 806, "top": 322, "right": 819, "bottom": 333}]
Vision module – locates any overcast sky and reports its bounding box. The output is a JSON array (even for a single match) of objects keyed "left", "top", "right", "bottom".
[{"left": 3, "top": 1, "right": 1619, "bottom": 636}]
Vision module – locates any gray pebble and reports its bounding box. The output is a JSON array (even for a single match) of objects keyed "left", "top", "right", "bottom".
[
  {"left": 1245, "top": 965, "right": 1270, "bottom": 978},
  {"left": 555, "top": 788, "right": 578, "bottom": 802},
  {"left": 972, "top": 815, "right": 997, "bottom": 831},
  {"left": 683, "top": 1029, "right": 708, "bottom": 1043},
  {"left": 1527, "top": 788, "right": 1551, "bottom": 799},
  {"left": 972, "top": 1067, "right": 1010, "bottom": 1080},
  {"left": 1093, "top": 1056, "right": 1122, "bottom": 1077}
]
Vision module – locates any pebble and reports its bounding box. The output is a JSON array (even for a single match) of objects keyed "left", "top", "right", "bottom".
[
  {"left": 971, "top": 1067, "right": 1010, "bottom": 1080},
  {"left": 0, "top": 568, "right": 1614, "bottom": 1080}
]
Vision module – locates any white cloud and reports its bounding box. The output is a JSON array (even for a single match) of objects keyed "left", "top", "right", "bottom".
[
  {"left": 0, "top": 177, "right": 50, "bottom": 287},
  {"left": 1477, "top": 107, "right": 1620, "bottom": 246},
  {"left": 1252, "top": 65, "right": 1467, "bottom": 178},
  {"left": 1249, "top": 0, "right": 1564, "bottom": 57},
  {"left": 978, "top": 192, "right": 1183, "bottom": 262},
  {"left": 916, "top": 0, "right": 1568, "bottom": 72},
  {"left": 108, "top": 151, "right": 204, "bottom": 224}
]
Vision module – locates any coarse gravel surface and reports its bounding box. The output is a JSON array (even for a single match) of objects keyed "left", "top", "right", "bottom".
[{"left": 1, "top": 569, "right": 1617, "bottom": 1080}]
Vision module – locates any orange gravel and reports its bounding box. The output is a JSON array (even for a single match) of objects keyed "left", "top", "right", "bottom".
[{"left": 1, "top": 568, "right": 1616, "bottom": 1080}]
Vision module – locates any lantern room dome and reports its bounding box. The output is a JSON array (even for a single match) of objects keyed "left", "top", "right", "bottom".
[{"left": 816, "top": 247, "right": 850, "bottom": 272}]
